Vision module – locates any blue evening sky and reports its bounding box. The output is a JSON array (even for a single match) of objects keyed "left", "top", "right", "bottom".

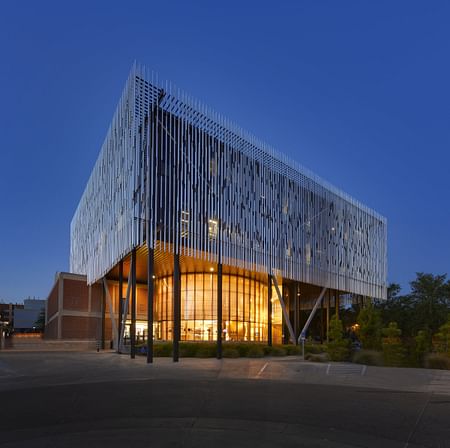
[{"left": 1, "top": 1, "right": 449, "bottom": 301}]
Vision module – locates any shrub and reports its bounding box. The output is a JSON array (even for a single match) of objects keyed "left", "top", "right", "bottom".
[
  {"left": 382, "top": 322, "right": 406, "bottom": 367},
  {"left": 153, "top": 342, "right": 172, "bottom": 357},
  {"left": 305, "top": 353, "right": 328, "bottom": 363},
  {"left": 433, "top": 317, "right": 450, "bottom": 356},
  {"left": 194, "top": 344, "right": 216, "bottom": 358},
  {"left": 327, "top": 315, "right": 350, "bottom": 361},
  {"left": 414, "top": 330, "right": 429, "bottom": 367},
  {"left": 267, "top": 346, "right": 286, "bottom": 356},
  {"left": 304, "top": 343, "right": 327, "bottom": 355},
  {"left": 223, "top": 347, "right": 240, "bottom": 358},
  {"left": 263, "top": 345, "right": 273, "bottom": 356},
  {"left": 246, "top": 345, "right": 265, "bottom": 358},
  {"left": 180, "top": 342, "right": 199, "bottom": 357},
  {"left": 357, "top": 301, "right": 382, "bottom": 350},
  {"left": 284, "top": 344, "right": 302, "bottom": 356},
  {"left": 352, "top": 349, "right": 383, "bottom": 366},
  {"left": 425, "top": 354, "right": 450, "bottom": 370}
]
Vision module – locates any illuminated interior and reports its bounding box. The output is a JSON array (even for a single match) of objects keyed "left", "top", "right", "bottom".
[{"left": 151, "top": 273, "right": 282, "bottom": 343}]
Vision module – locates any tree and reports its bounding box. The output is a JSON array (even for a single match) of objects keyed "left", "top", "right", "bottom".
[
  {"left": 34, "top": 309, "right": 46, "bottom": 332},
  {"left": 433, "top": 315, "right": 450, "bottom": 356},
  {"left": 414, "top": 330, "right": 429, "bottom": 367},
  {"left": 382, "top": 322, "right": 406, "bottom": 367},
  {"left": 410, "top": 273, "right": 450, "bottom": 336},
  {"left": 327, "top": 314, "right": 350, "bottom": 361},
  {"left": 357, "top": 300, "right": 382, "bottom": 350}
]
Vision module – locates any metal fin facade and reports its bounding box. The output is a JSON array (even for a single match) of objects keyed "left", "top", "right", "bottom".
[{"left": 70, "top": 65, "right": 387, "bottom": 299}]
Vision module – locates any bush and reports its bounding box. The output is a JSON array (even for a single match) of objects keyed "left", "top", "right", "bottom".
[
  {"left": 414, "top": 330, "right": 429, "bottom": 367},
  {"left": 267, "top": 345, "right": 287, "bottom": 356},
  {"left": 179, "top": 342, "right": 199, "bottom": 357},
  {"left": 153, "top": 342, "right": 172, "bottom": 357},
  {"left": 222, "top": 343, "right": 253, "bottom": 357},
  {"left": 327, "top": 315, "right": 350, "bottom": 361},
  {"left": 382, "top": 322, "right": 406, "bottom": 367},
  {"left": 284, "top": 344, "right": 302, "bottom": 356},
  {"left": 357, "top": 301, "right": 382, "bottom": 350},
  {"left": 425, "top": 354, "right": 450, "bottom": 370},
  {"left": 304, "top": 343, "right": 327, "bottom": 354},
  {"left": 305, "top": 353, "right": 328, "bottom": 363},
  {"left": 223, "top": 347, "right": 240, "bottom": 358},
  {"left": 194, "top": 344, "right": 216, "bottom": 358},
  {"left": 352, "top": 349, "right": 383, "bottom": 366},
  {"left": 246, "top": 345, "right": 265, "bottom": 358}
]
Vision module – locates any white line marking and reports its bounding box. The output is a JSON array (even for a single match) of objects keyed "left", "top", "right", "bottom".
[{"left": 256, "top": 362, "right": 268, "bottom": 378}]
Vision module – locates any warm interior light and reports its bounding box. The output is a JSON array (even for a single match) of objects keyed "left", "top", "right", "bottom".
[{"left": 209, "top": 267, "right": 214, "bottom": 272}]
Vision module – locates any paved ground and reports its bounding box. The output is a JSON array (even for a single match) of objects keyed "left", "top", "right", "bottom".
[{"left": 1, "top": 352, "right": 450, "bottom": 447}]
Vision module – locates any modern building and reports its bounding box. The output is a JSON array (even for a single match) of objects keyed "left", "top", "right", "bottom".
[
  {"left": 48, "top": 65, "right": 387, "bottom": 360},
  {"left": 13, "top": 298, "right": 45, "bottom": 332}
]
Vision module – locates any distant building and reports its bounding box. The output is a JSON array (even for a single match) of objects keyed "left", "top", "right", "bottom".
[
  {"left": 13, "top": 299, "right": 45, "bottom": 332},
  {"left": 0, "top": 302, "right": 24, "bottom": 331}
]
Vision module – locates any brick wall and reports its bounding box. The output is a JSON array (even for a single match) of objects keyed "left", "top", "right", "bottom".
[
  {"left": 63, "top": 279, "right": 89, "bottom": 312},
  {"left": 45, "top": 318, "right": 58, "bottom": 339},
  {"left": 62, "top": 315, "right": 100, "bottom": 339},
  {"left": 47, "top": 281, "right": 59, "bottom": 319}
]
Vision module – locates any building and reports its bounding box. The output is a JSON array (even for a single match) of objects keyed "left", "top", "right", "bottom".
[
  {"left": 48, "top": 65, "right": 387, "bottom": 360},
  {"left": 13, "top": 298, "right": 45, "bottom": 332},
  {"left": 0, "top": 302, "right": 24, "bottom": 335}
]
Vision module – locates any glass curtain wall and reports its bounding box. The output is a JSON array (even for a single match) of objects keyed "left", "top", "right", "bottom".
[{"left": 153, "top": 273, "right": 277, "bottom": 342}]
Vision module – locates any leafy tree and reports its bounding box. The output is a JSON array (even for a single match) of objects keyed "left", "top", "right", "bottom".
[
  {"left": 433, "top": 316, "right": 450, "bottom": 356},
  {"left": 357, "top": 300, "right": 382, "bottom": 350},
  {"left": 387, "top": 283, "right": 401, "bottom": 300},
  {"left": 410, "top": 273, "right": 450, "bottom": 336},
  {"left": 414, "top": 330, "right": 429, "bottom": 367},
  {"left": 327, "top": 314, "right": 350, "bottom": 361},
  {"left": 382, "top": 322, "right": 406, "bottom": 367},
  {"left": 34, "top": 309, "right": 46, "bottom": 332}
]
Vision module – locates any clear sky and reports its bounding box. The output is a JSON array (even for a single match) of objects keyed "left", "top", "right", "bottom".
[{"left": 1, "top": 1, "right": 449, "bottom": 302}]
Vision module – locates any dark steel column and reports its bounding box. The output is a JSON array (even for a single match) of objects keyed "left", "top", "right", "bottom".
[
  {"left": 335, "top": 290, "right": 340, "bottom": 318},
  {"left": 173, "top": 253, "right": 181, "bottom": 362},
  {"left": 101, "top": 285, "right": 106, "bottom": 350},
  {"left": 294, "top": 284, "right": 298, "bottom": 340},
  {"left": 268, "top": 274, "right": 272, "bottom": 346},
  {"left": 217, "top": 263, "right": 223, "bottom": 359},
  {"left": 118, "top": 259, "right": 123, "bottom": 353},
  {"left": 130, "top": 248, "right": 137, "bottom": 359},
  {"left": 147, "top": 248, "right": 154, "bottom": 363}
]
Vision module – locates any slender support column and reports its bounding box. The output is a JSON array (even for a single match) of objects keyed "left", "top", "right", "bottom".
[
  {"left": 118, "top": 260, "right": 123, "bottom": 353},
  {"left": 267, "top": 274, "right": 272, "bottom": 346},
  {"left": 103, "top": 278, "right": 119, "bottom": 349},
  {"left": 101, "top": 287, "right": 105, "bottom": 350},
  {"left": 217, "top": 263, "right": 223, "bottom": 359},
  {"left": 173, "top": 253, "right": 181, "bottom": 362},
  {"left": 271, "top": 274, "right": 296, "bottom": 345},
  {"left": 320, "top": 295, "right": 324, "bottom": 343},
  {"left": 298, "top": 287, "right": 328, "bottom": 344},
  {"left": 326, "top": 291, "right": 330, "bottom": 343},
  {"left": 294, "top": 285, "right": 298, "bottom": 340},
  {"left": 335, "top": 290, "right": 340, "bottom": 318},
  {"left": 118, "top": 263, "right": 132, "bottom": 352},
  {"left": 130, "top": 248, "right": 137, "bottom": 359},
  {"left": 147, "top": 248, "right": 154, "bottom": 363}
]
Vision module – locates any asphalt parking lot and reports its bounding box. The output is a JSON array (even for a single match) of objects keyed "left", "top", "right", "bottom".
[{"left": 1, "top": 352, "right": 449, "bottom": 447}]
